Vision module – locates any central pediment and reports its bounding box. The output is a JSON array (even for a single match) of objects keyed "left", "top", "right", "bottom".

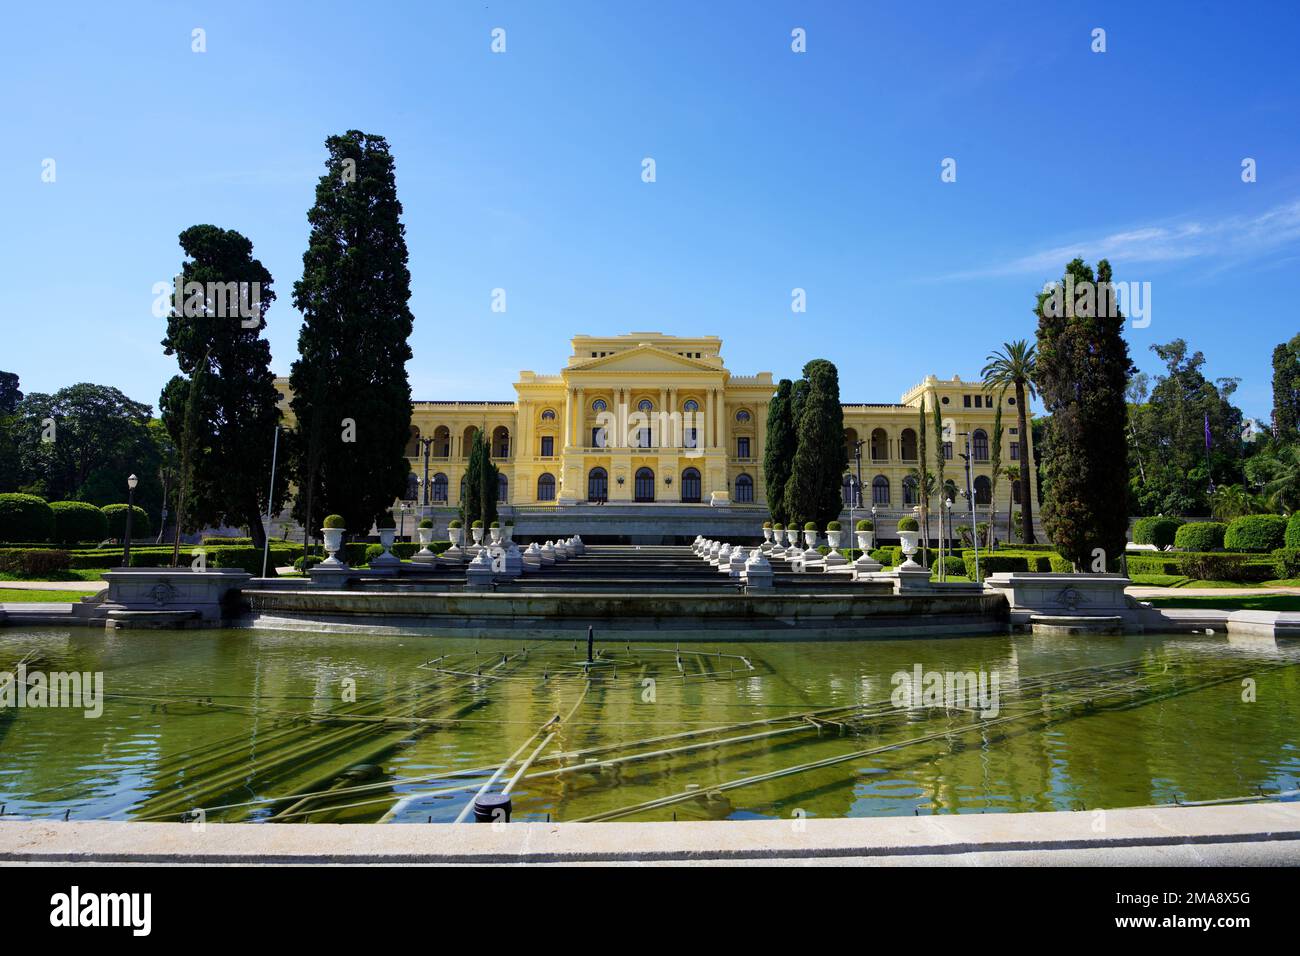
[{"left": 567, "top": 344, "right": 721, "bottom": 375}]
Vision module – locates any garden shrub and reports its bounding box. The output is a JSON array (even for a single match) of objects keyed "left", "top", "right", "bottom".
[
  {"left": 49, "top": 501, "right": 109, "bottom": 544},
  {"left": 964, "top": 553, "right": 1028, "bottom": 576},
  {"left": 102, "top": 504, "right": 152, "bottom": 540},
  {"left": 1173, "top": 521, "right": 1226, "bottom": 552},
  {"left": 1173, "top": 552, "right": 1272, "bottom": 582},
  {"left": 1223, "top": 514, "right": 1287, "bottom": 553},
  {"left": 932, "top": 556, "right": 966, "bottom": 578},
  {"left": 1049, "top": 555, "right": 1074, "bottom": 573},
  {"left": 0, "top": 493, "right": 55, "bottom": 543},
  {"left": 0, "top": 548, "right": 71, "bottom": 577},
  {"left": 1271, "top": 548, "right": 1300, "bottom": 579},
  {"left": 1285, "top": 513, "right": 1300, "bottom": 550},
  {"left": 202, "top": 535, "right": 252, "bottom": 545},
  {"left": 1132, "top": 516, "right": 1182, "bottom": 548}
]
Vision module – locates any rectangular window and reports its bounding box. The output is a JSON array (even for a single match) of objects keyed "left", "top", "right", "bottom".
[
  {"left": 637, "top": 427, "right": 651, "bottom": 448},
  {"left": 592, "top": 427, "right": 606, "bottom": 448},
  {"left": 737, "top": 437, "right": 750, "bottom": 458},
  {"left": 963, "top": 395, "right": 972, "bottom": 408},
  {"left": 1010, "top": 441, "right": 1021, "bottom": 460},
  {"left": 541, "top": 436, "right": 554, "bottom": 457},
  {"left": 974, "top": 395, "right": 983, "bottom": 408},
  {"left": 943, "top": 441, "right": 953, "bottom": 460},
  {"left": 685, "top": 428, "right": 698, "bottom": 449}
]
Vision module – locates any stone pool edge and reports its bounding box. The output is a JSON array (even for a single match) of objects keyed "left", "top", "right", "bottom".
[{"left": 2, "top": 803, "right": 1298, "bottom": 866}]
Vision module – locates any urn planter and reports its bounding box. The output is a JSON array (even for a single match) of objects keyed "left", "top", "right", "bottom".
[
  {"left": 856, "top": 531, "right": 874, "bottom": 551},
  {"left": 826, "top": 530, "right": 843, "bottom": 549},
  {"left": 803, "top": 530, "right": 818, "bottom": 548},
  {"left": 898, "top": 530, "right": 921, "bottom": 568},
  {"left": 321, "top": 527, "right": 347, "bottom": 567}
]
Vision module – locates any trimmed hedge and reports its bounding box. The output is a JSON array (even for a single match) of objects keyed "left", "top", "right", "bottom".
[
  {"left": 1126, "top": 550, "right": 1274, "bottom": 582},
  {"left": 0, "top": 548, "right": 72, "bottom": 577},
  {"left": 0, "top": 493, "right": 54, "bottom": 542},
  {"left": 1286, "top": 513, "right": 1300, "bottom": 550},
  {"left": 1224, "top": 514, "right": 1287, "bottom": 553},
  {"left": 1272, "top": 548, "right": 1300, "bottom": 579},
  {"left": 1132, "top": 516, "right": 1183, "bottom": 549},
  {"left": 49, "top": 501, "right": 108, "bottom": 545},
  {"left": 1174, "top": 521, "right": 1226, "bottom": 552},
  {"left": 932, "top": 556, "right": 966, "bottom": 578},
  {"left": 102, "top": 503, "right": 152, "bottom": 540}
]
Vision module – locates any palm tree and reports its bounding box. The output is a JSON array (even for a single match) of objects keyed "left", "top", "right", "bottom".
[
  {"left": 1209, "top": 484, "right": 1255, "bottom": 521},
  {"left": 982, "top": 340, "right": 1038, "bottom": 543}
]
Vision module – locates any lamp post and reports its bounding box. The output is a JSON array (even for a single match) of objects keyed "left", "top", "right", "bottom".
[
  {"left": 122, "top": 474, "right": 139, "bottom": 568},
  {"left": 942, "top": 496, "right": 953, "bottom": 581}
]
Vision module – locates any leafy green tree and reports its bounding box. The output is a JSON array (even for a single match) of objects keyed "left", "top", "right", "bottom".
[
  {"left": 0, "top": 372, "right": 21, "bottom": 493},
  {"left": 158, "top": 225, "right": 285, "bottom": 550},
  {"left": 1245, "top": 441, "right": 1300, "bottom": 513},
  {"left": 13, "top": 384, "right": 161, "bottom": 514},
  {"left": 784, "top": 359, "right": 847, "bottom": 527},
  {"left": 1035, "top": 258, "right": 1133, "bottom": 569},
  {"left": 1127, "top": 339, "right": 1243, "bottom": 515},
  {"left": 1271, "top": 334, "right": 1300, "bottom": 442},
  {"left": 287, "top": 131, "right": 415, "bottom": 537},
  {"left": 981, "top": 340, "right": 1037, "bottom": 542},
  {"left": 762, "top": 379, "right": 796, "bottom": 524},
  {"left": 0, "top": 372, "right": 21, "bottom": 415}
]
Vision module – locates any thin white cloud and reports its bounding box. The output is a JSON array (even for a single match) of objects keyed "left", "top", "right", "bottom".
[{"left": 941, "top": 198, "right": 1300, "bottom": 280}]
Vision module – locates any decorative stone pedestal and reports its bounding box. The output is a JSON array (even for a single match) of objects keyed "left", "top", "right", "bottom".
[
  {"left": 95, "top": 568, "right": 252, "bottom": 626},
  {"left": 893, "top": 565, "right": 933, "bottom": 593},
  {"left": 368, "top": 529, "right": 402, "bottom": 576},
  {"left": 309, "top": 563, "right": 354, "bottom": 589},
  {"left": 743, "top": 550, "right": 773, "bottom": 589},
  {"left": 466, "top": 550, "right": 494, "bottom": 590},
  {"left": 823, "top": 549, "right": 848, "bottom": 571},
  {"left": 522, "top": 542, "right": 542, "bottom": 571},
  {"left": 413, "top": 528, "right": 437, "bottom": 564},
  {"left": 853, "top": 552, "right": 884, "bottom": 578},
  {"left": 983, "top": 573, "right": 1144, "bottom": 632},
  {"left": 728, "top": 547, "right": 748, "bottom": 579}
]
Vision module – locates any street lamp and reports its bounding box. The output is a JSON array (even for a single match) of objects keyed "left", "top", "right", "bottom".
[
  {"left": 122, "top": 473, "right": 139, "bottom": 568},
  {"left": 942, "top": 496, "right": 953, "bottom": 581},
  {"left": 418, "top": 436, "right": 435, "bottom": 509}
]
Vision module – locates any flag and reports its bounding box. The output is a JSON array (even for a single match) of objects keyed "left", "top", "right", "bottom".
[{"left": 1204, "top": 412, "right": 1212, "bottom": 450}]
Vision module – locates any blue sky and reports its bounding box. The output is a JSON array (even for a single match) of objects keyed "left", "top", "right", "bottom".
[{"left": 3, "top": 1, "right": 1298, "bottom": 420}]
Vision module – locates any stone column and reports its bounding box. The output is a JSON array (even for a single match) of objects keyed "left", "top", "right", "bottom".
[
  {"left": 576, "top": 388, "right": 585, "bottom": 448},
  {"left": 563, "top": 386, "right": 573, "bottom": 448},
  {"left": 705, "top": 389, "right": 713, "bottom": 449}
]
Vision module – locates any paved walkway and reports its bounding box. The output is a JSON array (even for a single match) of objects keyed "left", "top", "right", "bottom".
[
  {"left": 0, "top": 580, "right": 105, "bottom": 591},
  {"left": 1, "top": 803, "right": 1296, "bottom": 865},
  {"left": 1128, "top": 585, "right": 1300, "bottom": 599}
]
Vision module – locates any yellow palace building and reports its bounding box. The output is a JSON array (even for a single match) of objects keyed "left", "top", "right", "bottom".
[{"left": 276, "top": 332, "right": 1032, "bottom": 541}]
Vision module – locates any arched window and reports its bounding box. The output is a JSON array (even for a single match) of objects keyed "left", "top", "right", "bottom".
[
  {"left": 736, "top": 409, "right": 751, "bottom": 423},
  {"left": 683, "top": 399, "right": 699, "bottom": 413},
  {"left": 902, "top": 474, "right": 919, "bottom": 505},
  {"left": 462, "top": 426, "right": 477, "bottom": 459},
  {"left": 900, "top": 428, "right": 918, "bottom": 461},
  {"left": 497, "top": 472, "right": 508, "bottom": 503},
  {"left": 681, "top": 467, "right": 702, "bottom": 503},
  {"left": 974, "top": 475, "right": 992, "bottom": 505},
  {"left": 972, "top": 429, "right": 989, "bottom": 461},
  {"left": 592, "top": 398, "right": 607, "bottom": 412},
  {"left": 433, "top": 426, "right": 450, "bottom": 457},
  {"left": 842, "top": 473, "right": 857, "bottom": 506},
  {"left": 587, "top": 467, "right": 608, "bottom": 503},
  {"left": 734, "top": 473, "right": 754, "bottom": 503},
  {"left": 635, "top": 467, "right": 655, "bottom": 503},
  {"left": 491, "top": 426, "right": 510, "bottom": 459},
  {"left": 870, "top": 428, "right": 888, "bottom": 461},
  {"left": 537, "top": 473, "right": 556, "bottom": 502},
  {"left": 540, "top": 408, "right": 556, "bottom": 421},
  {"left": 844, "top": 428, "right": 859, "bottom": 464},
  {"left": 405, "top": 425, "right": 421, "bottom": 458},
  {"left": 638, "top": 398, "right": 653, "bottom": 412},
  {"left": 431, "top": 473, "right": 448, "bottom": 503},
  {"left": 872, "top": 475, "right": 890, "bottom": 505},
  {"left": 405, "top": 472, "right": 419, "bottom": 501}
]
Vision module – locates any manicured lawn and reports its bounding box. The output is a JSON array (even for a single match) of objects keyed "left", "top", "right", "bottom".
[
  {"left": 0, "top": 588, "right": 98, "bottom": 603},
  {"left": 1142, "top": 594, "right": 1300, "bottom": 612}
]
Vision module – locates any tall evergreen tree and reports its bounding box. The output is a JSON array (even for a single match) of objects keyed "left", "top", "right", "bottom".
[
  {"left": 931, "top": 394, "right": 948, "bottom": 552},
  {"left": 762, "top": 379, "right": 796, "bottom": 523},
  {"left": 1271, "top": 333, "right": 1300, "bottom": 442},
  {"left": 159, "top": 225, "right": 284, "bottom": 550},
  {"left": 917, "top": 400, "right": 929, "bottom": 564},
  {"left": 784, "top": 359, "right": 847, "bottom": 527},
  {"left": 287, "top": 131, "right": 414, "bottom": 537},
  {"left": 462, "top": 429, "right": 484, "bottom": 526},
  {"left": 1035, "top": 258, "right": 1133, "bottom": 569},
  {"left": 985, "top": 403, "right": 1003, "bottom": 547}
]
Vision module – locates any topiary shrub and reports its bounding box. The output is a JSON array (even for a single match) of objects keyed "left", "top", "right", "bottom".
[
  {"left": 762, "top": 521, "right": 772, "bottom": 529},
  {"left": 1175, "top": 552, "right": 1251, "bottom": 582},
  {"left": 0, "top": 548, "right": 72, "bottom": 577},
  {"left": 897, "top": 516, "right": 919, "bottom": 532},
  {"left": 773, "top": 523, "right": 784, "bottom": 531},
  {"left": 1223, "top": 514, "right": 1287, "bottom": 553},
  {"left": 869, "top": 547, "right": 894, "bottom": 567},
  {"left": 827, "top": 521, "right": 841, "bottom": 531},
  {"left": 0, "top": 493, "right": 55, "bottom": 542},
  {"left": 489, "top": 521, "right": 500, "bottom": 529},
  {"left": 294, "top": 554, "right": 323, "bottom": 572},
  {"left": 472, "top": 519, "right": 484, "bottom": 529},
  {"left": 418, "top": 518, "right": 433, "bottom": 529},
  {"left": 1174, "top": 521, "right": 1226, "bottom": 552},
  {"left": 1049, "top": 555, "right": 1075, "bottom": 573},
  {"left": 932, "top": 556, "right": 966, "bottom": 578},
  {"left": 364, "top": 543, "right": 385, "bottom": 564},
  {"left": 964, "top": 553, "right": 1028, "bottom": 577},
  {"left": 448, "top": 519, "right": 463, "bottom": 529},
  {"left": 803, "top": 521, "right": 817, "bottom": 531},
  {"left": 323, "top": 514, "right": 346, "bottom": 529},
  {"left": 1132, "top": 516, "right": 1183, "bottom": 549},
  {"left": 49, "top": 501, "right": 108, "bottom": 544},
  {"left": 102, "top": 503, "right": 151, "bottom": 540},
  {"left": 375, "top": 511, "right": 396, "bottom": 530},
  {"left": 1271, "top": 548, "right": 1300, "bottom": 580},
  {"left": 1286, "top": 513, "right": 1300, "bottom": 550},
  {"left": 856, "top": 519, "right": 873, "bottom": 531}
]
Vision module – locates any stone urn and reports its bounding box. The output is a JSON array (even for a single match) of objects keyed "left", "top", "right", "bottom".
[
  {"left": 763, "top": 527, "right": 773, "bottom": 544},
  {"left": 501, "top": 524, "right": 514, "bottom": 544},
  {"left": 321, "top": 526, "right": 347, "bottom": 566},
  {"left": 414, "top": 525, "right": 436, "bottom": 563},
  {"left": 803, "top": 528, "right": 818, "bottom": 548},
  {"left": 489, "top": 526, "right": 502, "bottom": 545},
  {"left": 472, "top": 526, "right": 484, "bottom": 545},
  {"left": 856, "top": 530, "right": 874, "bottom": 551},
  {"left": 826, "top": 529, "right": 843, "bottom": 549},
  {"left": 898, "top": 530, "right": 921, "bottom": 568},
  {"left": 448, "top": 526, "right": 463, "bottom": 548},
  {"left": 785, "top": 528, "right": 798, "bottom": 547}
]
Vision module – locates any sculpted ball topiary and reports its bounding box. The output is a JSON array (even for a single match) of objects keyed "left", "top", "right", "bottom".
[
  {"left": 0, "top": 493, "right": 55, "bottom": 542},
  {"left": 49, "top": 501, "right": 109, "bottom": 544},
  {"left": 1224, "top": 514, "right": 1287, "bottom": 552},
  {"left": 1174, "top": 521, "right": 1226, "bottom": 552}
]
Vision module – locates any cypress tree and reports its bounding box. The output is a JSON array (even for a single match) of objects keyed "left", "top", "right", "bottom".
[
  {"left": 287, "top": 131, "right": 414, "bottom": 537},
  {"left": 784, "top": 359, "right": 847, "bottom": 528},
  {"left": 159, "top": 225, "right": 285, "bottom": 551},
  {"left": 762, "top": 379, "right": 796, "bottom": 523},
  {"left": 1271, "top": 333, "right": 1300, "bottom": 442},
  {"left": 462, "top": 429, "right": 484, "bottom": 526},
  {"left": 1035, "top": 258, "right": 1133, "bottom": 569}
]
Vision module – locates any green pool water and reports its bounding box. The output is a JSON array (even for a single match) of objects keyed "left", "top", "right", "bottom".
[{"left": 1, "top": 626, "right": 1297, "bottom": 824}]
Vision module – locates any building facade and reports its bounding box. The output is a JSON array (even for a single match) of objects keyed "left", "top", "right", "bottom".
[{"left": 275, "top": 332, "right": 1033, "bottom": 537}]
